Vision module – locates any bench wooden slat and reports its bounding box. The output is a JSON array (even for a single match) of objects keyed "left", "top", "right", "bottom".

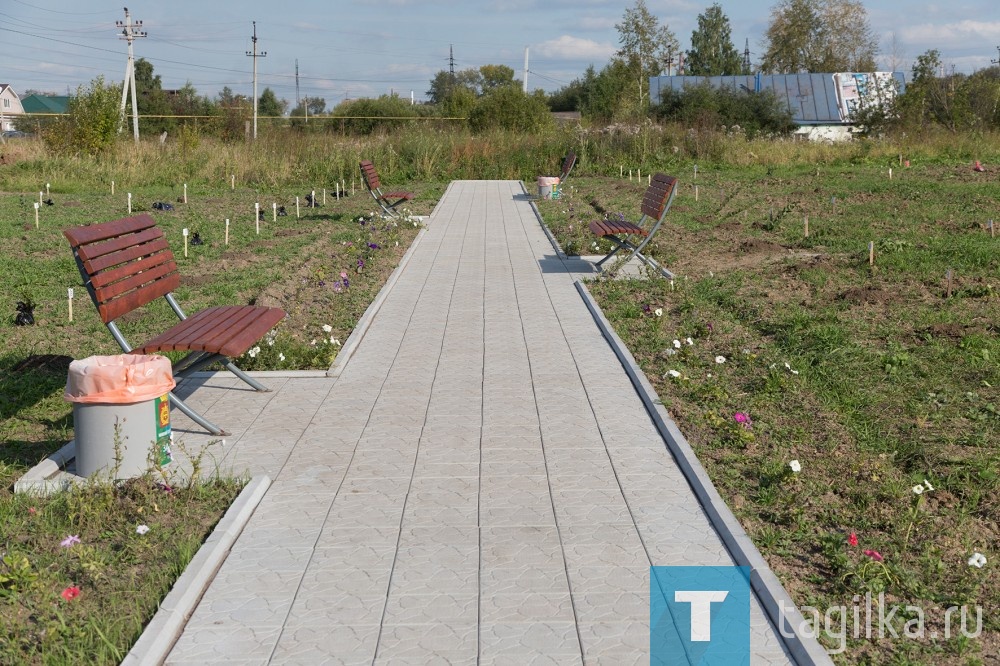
[
  {"left": 64, "top": 214, "right": 158, "bottom": 247},
  {"left": 360, "top": 159, "right": 414, "bottom": 217},
  {"left": 134, "top": 305, "right": 285, "bottom": 358},
  {"left": 76, "top": 227, "right": 164, "bottom": 265}
]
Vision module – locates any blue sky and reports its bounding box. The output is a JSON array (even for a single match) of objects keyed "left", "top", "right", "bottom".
[{"left": 2, "top": 0, "right": 998, "bottom": 107}]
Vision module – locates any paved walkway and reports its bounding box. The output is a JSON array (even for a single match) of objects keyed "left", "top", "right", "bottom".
[{"left": 161, "top": 181, "right": 796, "bottom": 664}]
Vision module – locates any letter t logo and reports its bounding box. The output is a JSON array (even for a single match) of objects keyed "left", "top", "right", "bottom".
[{"left": 674, "top": 591, "right": 729, "bottom": 641}]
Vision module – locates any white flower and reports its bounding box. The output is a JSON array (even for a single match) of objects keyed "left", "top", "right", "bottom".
[
  {"left": 278, "top": 353, "right": 285, "bottom": 362},
  {"left": 663, "top": 348, "right": 677, "bottom": 356},
  {"left": 135, "top": 524, "right": 150, "bottom": 535},
  {"left": 922, "top": 479, "right": 934, "bottom": 492},
  {"left": 666, "top": 369, "right": 681, "bottom": 378},
  {"left": 654, "top": 308, "right": 663, "bottom": 317},
  {"left": 789, "top": 460, "right": 802, "bottom": 473},
  {"left": 310, "top": 339, "right": 317, "bottom": 346},
  {"left": 706, "top": 373, "right": 713, "bottom": 378},
  {"left": 912, "top": 484, "right": 924, "bottom": 495},
  {"left": 685, "top": 337, "right": 694, "bottom": 346},
  {"left": 247, "top": 346, "right": 260, "bottom": 358},
  {"left": 322, "top": 324, "right": 333, "bottom": 333},
  {"left": 968, "top": 552, "right": 987, "bottom": 568},
  {"left": 673, "top": 339, "right": 682, "bottom": 349},
  {"left": 267, "top": 338, "right": 275, "bottom": 346},
  {"left": 330, "top": 337, "right": 341, "bottom": 346},
  {"left": 715, "top": 355, "right": 726, "bottom": 364},
  {"left": 784, "top": 362, "right": 800, "bottom": 375}
]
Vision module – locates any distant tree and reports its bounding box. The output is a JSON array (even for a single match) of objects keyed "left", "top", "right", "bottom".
[
  {"left": 548, "top": 78, "right": 586, "bottom": 112},
  {"left": 614, "top": 0, "right": 679, "bottom": 114},
  {"left": 133, "top": 58, "right": 173, "bottom": 134},
  {"left": 467, "top": 86, "right": 552, "bottom": 133},
  {"left": 686, "top": 4, "right": 744, "bottom": 76},
  {"left": 257, "top": 88, "right": 287, "bottom": 117},
  {"left": 426, "top": 69, "right": 482, "bottom": 104},
  {"left": 480, "top": 64, "right": 517, "bottom": 92},
  {"left": 290, "top": 96, "right": 326, "bottom": 118},
  {"left": 761, "top": 0, "right": 877, "bottom": 73},
  {"left": 41, "top": 76, "right": 121, "bottom": 155},
  {"left": 578, "top": 61, "right": 636, "bottom": 121},
  {"left": 329, "top": 94, "right": 419, "bottom": 134}
]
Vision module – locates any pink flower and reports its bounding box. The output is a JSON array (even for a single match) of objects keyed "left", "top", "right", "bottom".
[
  {"left": 848, "top": 533, "right": 858, "bottom": 547},
  {"left": 733, "top": 412, "right": 752, "bottom": 428},
  {"left": 28, "top": 507, "right": 37, "bottom": 516},
  {"left": 61, "top": 586, "right": 81, "bottom": 601},
  {"left": 340, "top": 271, "right": 348, "bottom": 279},
  {"left": 60, "top": 535, "right": 80, "bottom": 548},
  {"left": 864, "top": 549, "right": 883, "bottom": 562}
]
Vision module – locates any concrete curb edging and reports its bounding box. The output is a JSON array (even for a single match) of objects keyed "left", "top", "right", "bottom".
[
  {"left": 121, "top": 475, "right": 272, "bottom": 666},
  {"left": 575, "top": 280, "right": 834, "bottom": 666},
  {"left": 328, "top": 220, "right": 430, "bottom": 378}
]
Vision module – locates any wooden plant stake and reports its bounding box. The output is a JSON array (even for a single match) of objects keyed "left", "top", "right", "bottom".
[
  {"left": 336, "top": 183, "right": 340, "bottom": 201},
  {"left": 183, "top": 228, "right": 189, "bottom": 257},
  {"left": 230, "top": 174, "right": 235, "bottom": 190},
  {"left": 295, "top": 197, "right": 300, "bottom": 219},
  {"left": 695, "top": 185, "right": 699, "bottom": 202},
  {"left": 869, "top": 241, "right": 874, "bottom": 266},
  {"left": 889, "top": 167, "right": 893, "bottom": 180},
  {"left": 620, "top": 165, "right": 623, "bottom": 178},
  {"left": 804, "top": 216, "right": 809, "bottom": 237},
  {"left": 946, "top": 269, "right": 953, "bottom": 298},
  {"left": 694, "top": 164, "right": 698, "bottom": 179},
  {"left": 255, "top": 203, "right": 260, "bottom": 234},
  {"left": 989, "top": 219, "right": 995, "bottom": 238},
  {"left": 68, "top": 288, "right": 74, "bottom": 322},
  {"left": 183, "top": 183, "right": 188, "bottom": 204},
  {"left": 111, "top": 180, "right": 115, "bottom": 195},
  {"left": 34, "top": 202, "right": 39, "bottom": 228},
  {"left": 272, "top": 203, "right": 276, "bottom": 221},
  {"left": 127, "top": 192, "right": 132, "bottom": 214},
  {"left": 311, "top": 190, "right": 316, "bottom": 208},
  {"left": 46, "top": 183, "right": 50, "bottom": 196},
  {"left": 322, "top": 188, "right": 326, "bottom": 205},
  {"left": 39, "top": 191, "right": 43, "bottom": 205},
  {"left": 225, "top": 219, "right": 230, "bottom": 245}
]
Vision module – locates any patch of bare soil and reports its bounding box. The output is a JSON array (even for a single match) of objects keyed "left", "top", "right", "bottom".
[{"left": 837, "top": 286, "right": 901, "bottom": 306}]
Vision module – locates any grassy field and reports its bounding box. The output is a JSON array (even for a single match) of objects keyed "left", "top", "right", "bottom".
[
  {"left": 1, "top": 126, "right": 998, "bottom": 663},
  {"left": 541, "top": 162, "right": 999, "bottom": 664}
]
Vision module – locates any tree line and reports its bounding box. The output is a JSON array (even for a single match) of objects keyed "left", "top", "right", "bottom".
[{"left": 23, "top": 0, "right": 1000, "bottom": 155}]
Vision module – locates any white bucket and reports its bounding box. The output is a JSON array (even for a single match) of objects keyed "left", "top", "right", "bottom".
[{"left": 537, "top": 176, "right": 560, "bottom": 200}]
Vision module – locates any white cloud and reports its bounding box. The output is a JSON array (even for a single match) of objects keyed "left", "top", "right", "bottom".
[
  {"left": 899, "top": 20, "right": 1000, "bottom": 47},
  {"left": 535, "top": 35, "right": 616, "bottom": 61}
]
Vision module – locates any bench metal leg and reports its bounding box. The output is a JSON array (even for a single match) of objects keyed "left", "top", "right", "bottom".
[
  {"left": 223, "top": 360, "right": 271, "bottom": 392},
  {"left": 168, "top": 391, "right": 229, "bottom": 436}
]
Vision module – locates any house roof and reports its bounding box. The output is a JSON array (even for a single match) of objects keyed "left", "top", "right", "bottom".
[
  {"left": 21, "top": 94, "right": 71, "bottom": 114},
  {"left": 649, "top": 72, "right": 906, "bottom": 125}
]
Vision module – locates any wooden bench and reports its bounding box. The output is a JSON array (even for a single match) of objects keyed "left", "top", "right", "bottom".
[
  {"left": 64, "top": 214, "right": 286, "bottom": 436},
  {"left": 589, "top": 172, "right": 677, "bottom": 278},
  {"left": 360, "top": 159, "right": 414, "bottom": 217}
]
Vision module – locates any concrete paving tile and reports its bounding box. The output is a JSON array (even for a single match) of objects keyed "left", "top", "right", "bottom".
[
  {"left": 284, "top": 589, "right": 385, "bottom": 626},
  {"left": 479, "top": 622, "right": 581, "bottom": 657},
  {"left": 374, "top": 622, "right": 477, "bottom": 662},
  {"left": 480, "top": 564, "right": 571, "bottom": 597},
  {"left": 382, "top": 592, "right": 478, "bottom": 625},
  {"left": 297, "top": 562, "right": 392, "bottom": 597},
  {"left": 576, "top": 621, "right": 648, "bottom": 661},
  {"left": 325, "top": 500, "right": 405, "bottom": 529},
  {"left": 166, "top": 623, "right": 281, "bottom": 663},
  {"left": 565, "top": 566, "right": 648, "bottom": 597},
  {"left": 479, "top": 592, "right": 575, "bottom": 624},
  {"left": 269, "top": 624, "right": 380, "bottom": 665},
  {"left": 559, "top": 524, "right": 649, "bottom": 569}
]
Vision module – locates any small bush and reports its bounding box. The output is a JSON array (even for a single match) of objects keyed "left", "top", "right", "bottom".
[
  {"left": 654, "top": 82, "right": 796, "bottom": 138},
  {"left": 468, "top": 87, "right": 554, "bottom": 133}
]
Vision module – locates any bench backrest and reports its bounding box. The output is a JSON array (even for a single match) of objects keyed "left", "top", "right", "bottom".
[
  {"left": 640, "top": 173, "right": 678, "bottom": 224},
  {"left": 359, "top": 160, "right": 382, "bottom": 192},
  {"left": 560, "top": 151, "right": 577, "bottom": 182},
  {"left": 64, "top": 214, "right": 180, "bottom": 324}
]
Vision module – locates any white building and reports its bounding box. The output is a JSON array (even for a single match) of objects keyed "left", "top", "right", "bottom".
[{"left": 0, "top": 84, "right": 26, "bottom": 132}]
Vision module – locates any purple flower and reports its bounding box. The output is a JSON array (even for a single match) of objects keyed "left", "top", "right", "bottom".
[
  {"left": 60, "top": 535, "right": 81, "bottom": 548},
  {"left": 368, "top": 243, "right": 380, "bottom": 250},
  {"left": 318, "top": 280, "right": 325, "bottom": 287},
  {"left": 342, "top": 277, "right": 349, "bottom": 288},
  {"left": 357, "top": 258, "right": 365, "bottom": 269},
  {"left": 733, "top": 412, "right": 752, "bottom": 429},
  {"left": 332, "top": 281, "right": 343, "bottom": 293},
  {"left": 642, "top": 304, "right": 651, "bottom": 314}
]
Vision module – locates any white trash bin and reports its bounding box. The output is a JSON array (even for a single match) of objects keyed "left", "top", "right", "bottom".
[
  {"left": 65, "top": 354, "right": 176, "bottom": 479},
  {"left": 537, "top": 176, "right": 560, "bottom": 200}
]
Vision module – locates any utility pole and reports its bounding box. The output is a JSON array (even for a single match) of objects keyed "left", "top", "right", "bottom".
[
  {"left": 523, "top": 47, "right": 529, "bottom": 93},
  {"left": 116, "top": 7, "right": 146, "bottom": 142},
  {"left": 664, "top": 47, "right": 675, "bottom": 76},
  {"left": 246, "top": 21, "right": 266, "bottom": 140},
  {"left": 744, "top": 39, "right": 752, "bottom": 74},
  {"left": 449, "top": 44, "right": 456, "bottom": 79}
]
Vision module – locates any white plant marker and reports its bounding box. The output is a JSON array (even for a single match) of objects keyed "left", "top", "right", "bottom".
[
  {"left": 225, "top": 219, "right": 230, "bottom": 245},
  {"left": 46, "top": 183, "right": 50, "bottom": 196},
  {"left": 695, "top": 185, "right": 699, "bottom": 202},
  {"left": 311, "top": 190, "right": 316, "bottom": 208},
  {"left": 127, "top": 192, "right": 132, "bottom": 214},
  {"left": 231, "top": 174, "right": 235, "bottom": 190},
  {"left": 296, "top": 196, "right": 300, "bottom": 219},
  {"left": 336, "top": 182, "right": 340, "bottom": 201},
  {"left": 68, "top": 287, "right": 74, "bottom": 322},
  {"left": 946, "top": 269, "right": 953, "bottom": 298},
  {"left": 272, "top": 202, "right": 277, "bottom": 221},
  {"left": 322, "top": 188, "right": 326, "bottom": 205},
  {"left": 989, "top": 219, "right": 995, "bottom": 238},
  {"left": 869, "top": 241, "right": 874, "bottom": 266},
  {"left": 694, "top": 164, "right": 698, "bottom": 179},
  {"left": 111, "top": 180, "right": 115, "bottom": 195},
  {"left": 804, "top": 216, "right": 809, "bottom": 237},
  {"left": 183, "top": 183, "right": 188, "bottom": 204},
  {"left": 255, "top": 203, "right": 260, "bottom": 234},
  {"left": 183, "top": 228, "right": 189, "bottom": 257},
  {"left": 33, "top": 202, "right": 39, "bottom": 228},
  {"left": 39, "top": 191, "right": 43, "bottom": 205}
]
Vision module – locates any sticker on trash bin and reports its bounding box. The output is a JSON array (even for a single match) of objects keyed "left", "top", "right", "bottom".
[{"left": 154, "top": 394, "right": 172, "bottom": 466}]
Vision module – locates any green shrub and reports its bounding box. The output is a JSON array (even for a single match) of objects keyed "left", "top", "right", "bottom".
[
  {"left": 654, "top": 82, "right": 796, "bottom": 138},
  {"left": 468, "top": 87, "right": 553, "bottom": 133},
  {"left": 42, "top": 76, "right": 122, "bottom": 156}
]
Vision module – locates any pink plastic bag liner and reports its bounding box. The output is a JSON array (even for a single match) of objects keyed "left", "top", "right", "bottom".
[
  {"left": 537, "top": 176, "right": 560, "bottom": 187},
  {"left": 65, "top": 354, "right": 176, "bottom": 404}
]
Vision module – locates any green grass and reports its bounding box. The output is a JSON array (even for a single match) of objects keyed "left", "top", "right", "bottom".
[{"left": 541, "top": 164, "right": 998, "bottom": 664}]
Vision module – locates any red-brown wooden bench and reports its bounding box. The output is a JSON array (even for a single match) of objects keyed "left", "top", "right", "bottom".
[
  {"left": 589, "top": 172, "right": 677, "bottom": 278},
  {"left": 360, "top": 159, "right": 414, "bottom": 217},
  {"left": 64, "top": 214, "right": 286, "bottom": 436},
  {"left": 560, "top": 150, "right": 577, "bottom": 183}
]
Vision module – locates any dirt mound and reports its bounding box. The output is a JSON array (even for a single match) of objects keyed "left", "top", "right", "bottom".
[
  {"left": 838, "top": 287, "right": 899, "bottom": 305},
  {"left": 738, "top": 239, "right": 786, "bottom": 254}
]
